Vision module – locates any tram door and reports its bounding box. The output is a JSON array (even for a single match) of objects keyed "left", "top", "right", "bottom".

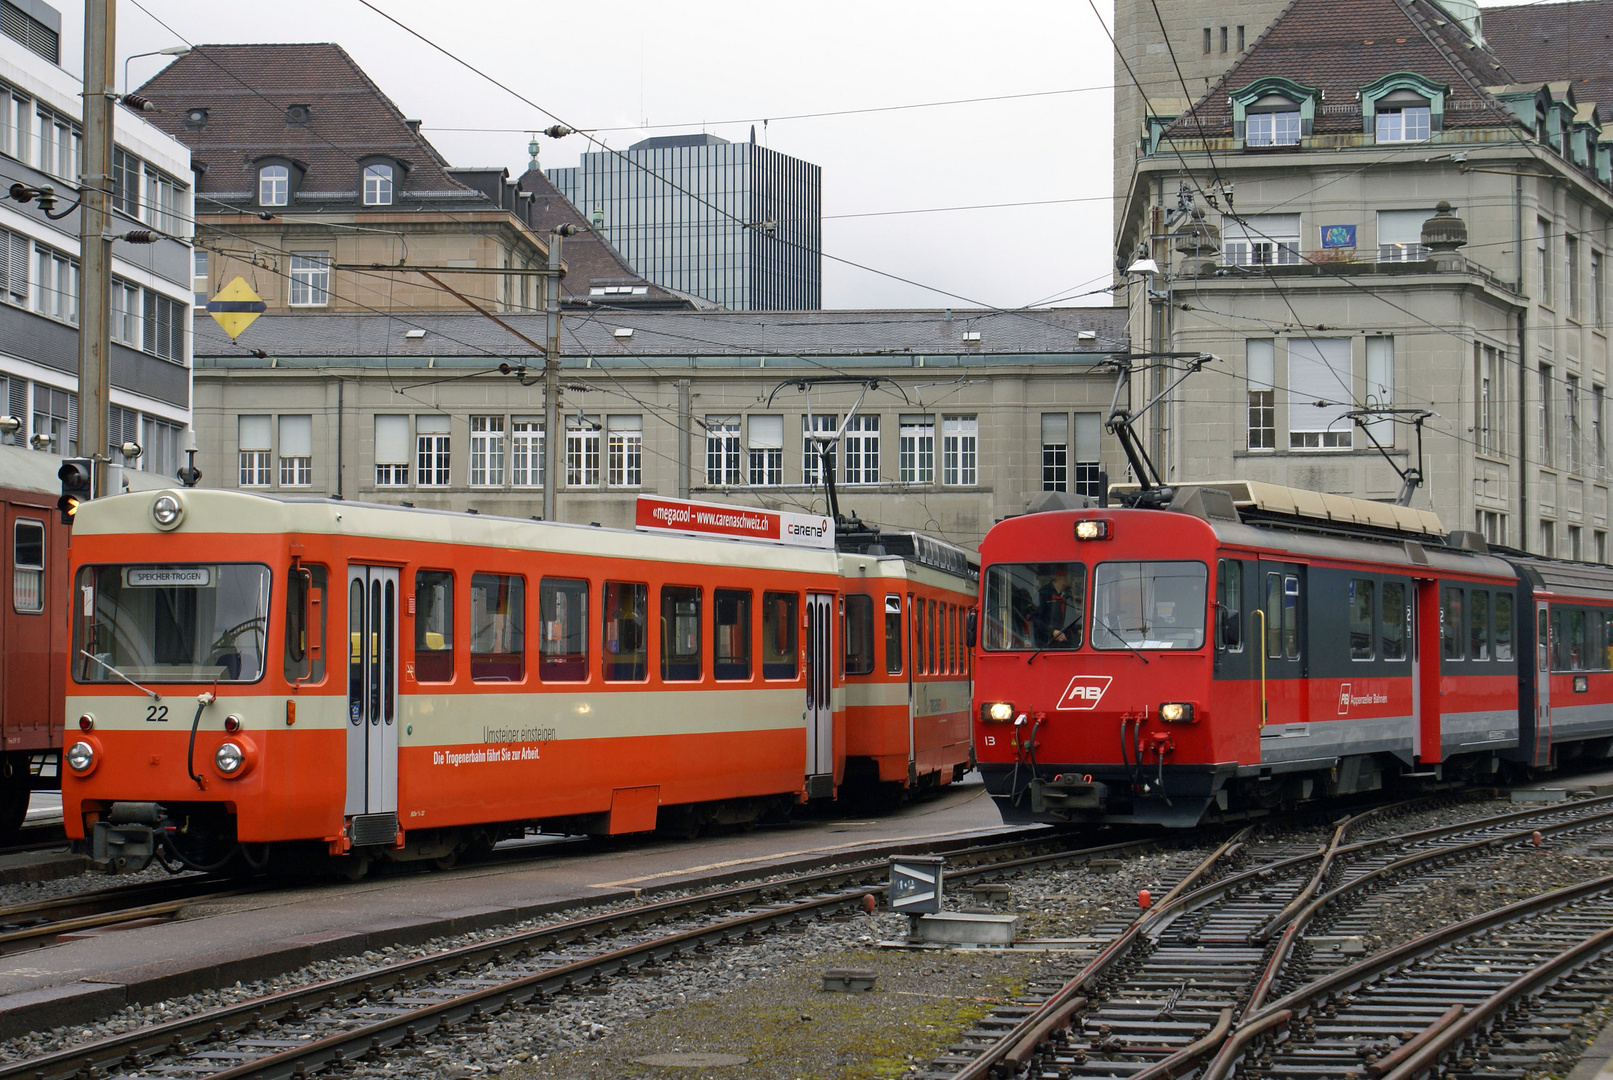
[
  {"left": 803, "top": 592, "right": 835, "bottom": 795},
  {"left": 346, "top": 566, "right": 399, "bottom": 820}
]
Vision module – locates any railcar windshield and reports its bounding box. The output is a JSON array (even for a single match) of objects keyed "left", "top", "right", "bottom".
[
  {"left": 1092, "top": 561, "right": 1208, "bottom": 650},
  {"left": 982, "top": 561, "right": 1086, "bottom": 650},
  {"left": 74, "top": 564, "right": 273, "bottom": 683}
]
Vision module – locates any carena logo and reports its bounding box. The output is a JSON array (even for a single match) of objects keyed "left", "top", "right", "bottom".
[{"left": 1056, "top": 675, "right": 1113, "bottom": 711}]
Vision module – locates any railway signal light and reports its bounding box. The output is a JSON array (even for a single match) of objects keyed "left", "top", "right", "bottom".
[{"left": 57, "top": 457, "right": 91, "bottom": 525}]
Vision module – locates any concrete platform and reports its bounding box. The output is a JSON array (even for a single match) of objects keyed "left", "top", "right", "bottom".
[{"left": 0, "top": 776, "right": 1023, "bottom": 1038}]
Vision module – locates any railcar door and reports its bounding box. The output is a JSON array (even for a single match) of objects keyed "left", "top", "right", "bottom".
[
  {"left": 1534, "top": 600, "right": 1553, "bottom": 765},
  {"left": 1257, "top": 562, "right": 1305, "bottom": 729},
  {"left": 804, "top": 592, "right": 835, "bottom": 795},
  {"left": 346, "top": 566, "right": 399, "bottom": 825}
]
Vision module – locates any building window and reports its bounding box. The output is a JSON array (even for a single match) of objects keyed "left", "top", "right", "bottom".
[
  {"left": 607, "top": 415, "right": 642, "bottom": 487},
  {"left": 1238, "top": 24, "right": 1245, "bottom": 50},
  {"left": 748, "top": 415, "right": 783, "bottom": 486},
  {"left": 144, "top": 168, "right": 182, "bottom": 235},
  {"left": 1364, "top": 337, "right": 1394, "bottom": 447},
  {"left": 567, "top": 417, "right": 600, "bottom": 487},
  {"left": 1223, "top": 214, "right": 1300, "bottom": 266},
  {"left": 279, "top": 414, "right": 312, "bottom": 487},
  {"left": 1541, "top": 519, "right": 1555, "bottom": 556},
  {"left": 111, "top": 279, "right": 140, "bottom": 345},
  {"left": 111, "top": 147, "right": 139, "bottom": 215},
  {"left": 140, "top": 416, "right": 181, "bottom": 477},
  {"left": 363, "top": 163, "right": 394, "bottom": 206},
  {"left": 511, "top": 419, "right": 544, "bottom": 487},
  {"left": 469, "top": 415, "right": 505, "bottom": 486},
  {"left": 1568, "top": 234, "right": 1582, "bottom": 321},
  {"left": 1246, "top": 105, "right": 1301, "bottom": 147},
  {"left": 1540, "top": 364, "right": 1555, "bottom": 465},
  {"left": 1220, "top": 25, "right": 1228, "bottom": 52},
  {"left": 1539, "top": 218, "right": 1553, "bottom": 305},
  {"left": 1596, "top": 385, "right": 1606, "bottom": 477},
  {"left": 142, "top": 292, "right": 184, "bottom": 361},
  {"left": 1599, "top": 530, "right": 1608, "bottom": 564},
  {"left": 1203, "top": 27, "right": 1211, "bottom": 53},
  {"left": 1288, "top": 338, "right": 1353, "bottom": 449},
  {"left": 843, "top": 414, "right": 880, "bottom": 485},
  {"left": 1571, "top": 524, "right": 1584, "bottom": 561},
  {"left": 2, "top": 376, "right": 25, "bottom": 448},
  {"left": 289, "top": 252, "right": 329, "bottom": 306},
  {"left": 803, "top": 414, "right": 837, "bottom": 485},
  {"left": 417, "top": 415, "right": 451, "bottom": 486},
  {"left": 1247, "top": 338, "right": 1276, "bottom": 449},
  {"left": 259, "top": 164, "right": 288, "bottom": 206},
  {"left": 1476, "top": 344, "right": 1504, "bottom": 456},
  {"left": 942, "top": 415, "right": 977, "bottom": 486},
  {"left": 31, "top": 384, "right": 73, "bottom": 455},
  {"left": 1377, "top": 209, "right": 1433, "bottom": 262},
  {"left": 374, "top": 415, "right": 410, "bottom": 486},
  {"left": 1040, "top": 413, "right": 1067, "bottom": 491},
  {"left": 0, "top": 228, "right": 26, "bottom": 304},
  {"left": 33, "top": 245, "right": 76, "bottom": 323},
  {"left": 0, "top": 80, "right": 30, "bottom": 159},
  {"left": 899, "top": 414, "right": 934, "bottom": 484},
  {"left": 1375, "top": 104, "right": 1431, "bottom": 142},
  {"left": 1594, "top": 250, "right": 1606, "bottom": 327},
  {"left": 193, "top": 249, "right": 209, "bottom": 305},
  {"left": 1074, "top": 413, "right": 1102, "bottom": 498},
  {"left": 35, "top": 108, "right": 79, "bottom": 182},
  {"left": 705, "top": 416, "right": 742, "bottom": 485},
  {"left": 1567, "top": 374, "right": 1582, "bottom": 474},
  {"left": 106, "top": 404, "right": 139, "bottom": 465},
  {"left": 239, "top": 414, "right": 272, "bottom": 487}
]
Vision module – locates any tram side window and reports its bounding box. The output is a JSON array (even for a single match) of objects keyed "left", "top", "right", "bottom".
[
  {"left": 1441, "top": 588, "right": 1464, "bottom": 660},
  {"left": 1265, "top": 573, "right": 1282, "bottom": 659},
  {"left": 1469, "top": 590, "right": 1490, "bottom": 662},
  {"left": 284, "top": 563, "right": 327, "bottom": 683},
  {"left": 914, "top": 599, "right": 925, "bottom": 673},
  {"left": 1216, "top": 560, "right": 1243, "bottom": 652},
  {"left": 1552, "top": 608, "right": 1570, "bottom": 670},
  {"left": 1282, "top": 575, "right": 1299, "bottom": 659},
  {"left": 1494, "top": 593, "right": 1514, "bottom": 662},
  {"left": 762, "top": 591, "right": 798, "bottom": 679},
  {"left": 845, "top": 594, "right": 875, "bottom": 676},
  {"left": 414, "top": 570, "right": 454, "bottom": 682},
  {"left": 1604, "top": 612, "right": 1613, "bottom": 669},
  {"left": 714, "top": 589, "right": 752, "bottom": 681},
  {"left": 537, "top": 578, "right": 587, "bottom": 682},
  {"left": 12, "top": 519, "right": 43, "bottom": 614},
  {"left": 1540, "top": 608, "right": 1551, "bottom": 672},
  {"left": 929, "top": 600, "right": 939, "bottom": 672},
  {"left": 940, "top": 603, "right": 951, "bottom": 673},
  {"left": 661, "top": 585, "right": 702, "bottom": 681},
  {"left": 1348, "top": 578, "right": 1374, "bottom": 660},
  {"left": 471, "top": 573, "right": 526, "bottom": 682},
  {"left": 885, "top": 594, "right": 902, "bottom": 673},
  {"left": 1569, "top": 609, "right": 1589, "bottom": 670},
  {"left": 1588, "top": 610, "right": 1606, "bottom": 670},
  {"left": 1381, "top": 582, "right": 1407, "bottom": 661},
  {"left": 603, "top": 581, "right": 648, "bottom": 682}
]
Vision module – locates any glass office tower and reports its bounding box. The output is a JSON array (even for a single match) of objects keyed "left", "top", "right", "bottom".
[{"left": 550, "top": 134, "right": 822, "bottom": 311}]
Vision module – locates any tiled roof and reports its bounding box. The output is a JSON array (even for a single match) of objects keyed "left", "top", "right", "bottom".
[
  {"left": 1487, "top": 1, "right": 1613, "bottom": 121},
  {"left": 514, "top": 167, "right": 700, "bottom": 309},
  {"left": 132, "top": 43, "right": 489, "bottom": 209},
  {"left": 1166, "top": 0, "right": 1521, "bottom": 138},
  {"left": 192, "top": 308, "right": 1128, "bottom": 361}
]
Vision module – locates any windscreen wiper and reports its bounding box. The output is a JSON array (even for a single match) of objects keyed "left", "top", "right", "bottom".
[
  {"left": 1093, "top": 619, "right": 1151, "bottom": 665},
  {"left": 78, "top": 650, "right": 163, "bottom": 700}
]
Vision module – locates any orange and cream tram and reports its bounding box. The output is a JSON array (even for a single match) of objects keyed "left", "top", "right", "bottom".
[{"left": 62, "top": 489, "right": 974, "bottom": 874}]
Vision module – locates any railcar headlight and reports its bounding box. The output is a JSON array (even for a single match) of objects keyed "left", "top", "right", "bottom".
[
  {"left": 215, "top": 741, "right": 244, "bottom": 774},
  {"left": 983, "top": 701, "right": 1015, "bottom": 722},
  {"left": 1160, "top": 702, "right": 1195, "bottom": 723},
  {"left": 66, "top": 740, "right": 95, "bottom": 771},
  {"left": 151, "top": 492, "right": 184, "bottom": 530},
  {"left": 1074, "top": 519, "right": 1111, "bottom": 540}
]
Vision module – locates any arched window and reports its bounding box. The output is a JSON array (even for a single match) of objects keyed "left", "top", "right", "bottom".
[
  {"left": 1247, "top": 94, "right": 1302, "bottom": 147},
  {"left": 259, "top": 164, "right": 288, "bottom": 207},
  {"left": 1361, "top": 73, "right": 1448, "bottom": 144},
  {"left": 1230, "top": 77, "right": 1319, "bottom": 149},
  {"left": 363, "top": 162, "right": 394, "bottom": 206},
  {"left": 1375, "top": 91, "right": 1431, "bottom": 142}
]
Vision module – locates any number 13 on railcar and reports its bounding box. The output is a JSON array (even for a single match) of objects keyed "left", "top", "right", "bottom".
[{"left": 972, "top": 483, "right": 1532, "bottom": 827}]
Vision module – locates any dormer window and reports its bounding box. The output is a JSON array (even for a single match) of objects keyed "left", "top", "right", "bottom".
[
  {"left": 1362, "top": 73, "right": 1448, "bottom": 144},
  {"left": 259, "top": 164, "right": 288, "bottom": 207},
  {"left": 1247, "top": 100, "right": 1301, "bottom": 147},
  {"left": 1231, "top": 77, "right": 1319, "bottom": 150},
  {"left": 363, "top": 163, "right": 394, "bottom": 206},
  {"left": 1376, "top": 101, "right": 1431, "bottom": 142}
]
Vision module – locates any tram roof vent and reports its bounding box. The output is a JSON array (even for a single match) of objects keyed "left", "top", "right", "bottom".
[
  {"left": 1445, "top": 530, "right": 1490, "bottom": 553},
  {"left": 1169, "top": 486, "right": 1240, "bottom": 524}
]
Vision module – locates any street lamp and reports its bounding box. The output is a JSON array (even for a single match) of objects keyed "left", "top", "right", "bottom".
[{"left": 124, "top": 45, "right": 190, "bottom": 96}]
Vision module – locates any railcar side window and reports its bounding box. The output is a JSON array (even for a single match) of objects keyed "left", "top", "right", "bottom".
[
  {"left": 537, "top": 578, "right": 587, "bottom": 682},
  {"left": 929, "top": 600, "right": 938, "bottom": 672},
  {"left": 844, "top": 594, "right": 875, "bottom": 676},
  {"left": 1552, "top": 609, "right": 1570, "bottom": 670},
  {"left": 471, "top": 573, "right": 527, "bottom": 682},
  {"left": 1469, "top": 591, "right": 1490, "bottom": 661},
  {"left": 1540, "top": 609, "right": 1550, "bottom": 672},
  {"left": 284, "top": 563, "right": 327, "bottom": 683},
  {"left": 661, "top": 585, "right": 702, "bottom": 681},
  {"left": 1381, "top": 582, "right": 1407, "bottom": 661},
  {"left": 1265, "top": 574, "right": 1282, "bottom": 658},
  {"left": 1603, "top": 613, "right": 1613, "bottom": 669},
  {"left": 1588, "top": 610, "right": 1606, "bottom": 670},
  {"left": 1441, "top": 588, "right": 1464, "bottom": 660},
  {"left": 1569, "top": 609, "right": 1588, "bottom": 670},
  {"left": 885, "top": 594, "right": 902, "bottom": 673},
  {"left": 762, "top": 591, "right": 798, "bottom": 679},
  {"left": 414, "top": 570, "right": 454, "bottom": 682},
  {"left": 603, "top": 581, "right": 648, "bottom": 681},
  {"left": 1494, "top": 594, "right": 1514, "bottom": 662},
  {"left": 12, "top": 519, "right": 44, "bottom": 614},
  {"left": 714, "top": 589, "right": 752, "bottom": 680},
  {"left": 1216, "top": 560, "right": 1243, "bottom": 652},
  {"left": 915, "top": 599, "right": 926, "bottom": 672},
  {"left": 1349, "top": 579, "right": 1374, "bottom": 660},
  {"left": 1282, "top": 575, "right": 1299, "bottom": 659}
]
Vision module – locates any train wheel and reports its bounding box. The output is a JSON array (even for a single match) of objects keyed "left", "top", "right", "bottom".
[
  {"left": 433, "top": 849, "right": 459, "bottom": 871},
  {"left": 0, "top": 756, "right": 28, "bottom": 840},
  {"left": 337, "top": 856, "right": 371, "bottom": 882}
]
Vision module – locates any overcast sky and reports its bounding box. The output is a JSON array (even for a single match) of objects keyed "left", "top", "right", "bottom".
[{"left": 51, "top": 0, "right": 1538, "bottom": 312}]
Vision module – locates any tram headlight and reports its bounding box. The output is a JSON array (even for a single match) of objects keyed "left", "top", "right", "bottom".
[
  {"left": 150, "top": 492, "right": 185, "bottom": 530},
  {"left": 983, "top": 701, "right": 1015, "bottom": 722},
  {"left": 66, "top": 740, "right": 96, "bottom": 772},
  {"left": 1074, "top": 519, "right": 1112, "bottom": 541},
  {"left": 215, "top": 741, "right": 244, "bottom": 775},
  {"left": 1159, "top": 702, "right": 1196, "bottom": 723}
]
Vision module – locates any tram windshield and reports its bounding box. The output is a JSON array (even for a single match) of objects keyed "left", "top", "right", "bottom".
[
  {"left": 982, "top": 562, "right": 1086, "bottom": 651},
  {"left": 1091, "top": 561, "right": 1208, "bottom": 650},
  {"left": 74, "top": 564, "right": 273, "bottom": 684}
]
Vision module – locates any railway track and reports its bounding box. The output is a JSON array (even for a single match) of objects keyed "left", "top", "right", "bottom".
[
  {"left": 916, "top": 792, "right": 1613, "bottom": 1080},
  {"left": 0, "top": 873, "right": 240, "bottom": 954}
]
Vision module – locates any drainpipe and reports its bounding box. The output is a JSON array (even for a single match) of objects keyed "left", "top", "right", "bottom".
[
  {"left": 336, "top": 378, "right": 344, "bottom": 500},
  {"left": 1515, "top": 173, "right": 1526, "bottom": 551}
]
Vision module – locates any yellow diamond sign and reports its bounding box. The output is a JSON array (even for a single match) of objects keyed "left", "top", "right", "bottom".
[{"left": 206, "top": 276, "right": 267, "bottom": 339}]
